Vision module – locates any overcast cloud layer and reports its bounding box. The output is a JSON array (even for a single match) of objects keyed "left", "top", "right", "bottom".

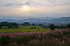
[{"left": 0, "top": 0, "right": 70, "bottom": 18}]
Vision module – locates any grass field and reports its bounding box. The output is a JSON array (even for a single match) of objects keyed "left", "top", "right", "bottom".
[{"left": 0, "top": 26, "right": 51, "bottom": 33}]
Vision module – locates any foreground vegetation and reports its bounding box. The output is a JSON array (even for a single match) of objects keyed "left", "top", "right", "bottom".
[
  {"left": 0, "top": 22, "right": 70, "bottom": 46},
  {"left": 0, "top": 29, "right": 70, "bottom": 46}
]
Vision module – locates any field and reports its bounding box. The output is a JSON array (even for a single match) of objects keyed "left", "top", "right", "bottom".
[
  {"left": 0, "top": 26, "right": 51, "bottom": 33},
  {"left": 0, "top": 26, "right": 70, "bottom": 46},
  {"left": 0, "top": 29, "right": 70, "bottom": 46}
]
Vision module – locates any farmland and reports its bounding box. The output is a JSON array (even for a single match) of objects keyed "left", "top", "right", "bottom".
[
  {"left": 0, "top": 26, "right": 70, "bottom": 46},
  {"left": 0, "top": 26, "right": 50, "bottom": 33}
]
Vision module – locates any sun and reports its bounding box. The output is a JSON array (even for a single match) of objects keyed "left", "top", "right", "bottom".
[
  {"left": 23, "top": 5, "right": 28, "bottom": 10},
  {"left": 22, "top": 5, "right": 29, "bottom": 11}
]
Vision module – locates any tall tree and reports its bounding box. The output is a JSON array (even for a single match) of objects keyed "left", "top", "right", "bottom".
[
  {"left": 0, "top": 25, "right": 2, "bottom": 28},
  {"left": 49, "top": 24, "right": 55, "bottom": 31}
]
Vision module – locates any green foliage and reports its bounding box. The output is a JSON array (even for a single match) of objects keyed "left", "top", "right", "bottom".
[
  {"left": 67, "top": 23, "right": 70, "bottom": 29},
  {"left": 62, "top": 31, "right": 67, "bottom": 35},
  {"left": 67, "top": 30, "right": 70, "bottom": 34},
  {"left": 60, "top": 25, "right": 67, "bottom": 29},
  {"left": 0, "top": 35, "right": 11, "bottom": 46},
  {"left": 22, "top": 22, "right": 31, "bottom": 26},
  {"left": 49, "top": 24, "right": 55, "bottom": 31},
  {"left": 14, "top": 25, "right": 18, "bottom": 28},
  {"left": 0, "top": 29, "right": 70, "bottom": 46},
  {"left": 0, "top": 22, "right": 18, "bottom": 26},
  {"left": 16, "top": 35, "right": 30, "bottom": 44}
]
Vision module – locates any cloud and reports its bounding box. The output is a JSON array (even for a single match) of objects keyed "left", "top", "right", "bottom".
[
  {"left": 0, "top": 0, "right": 70, "bottom": 18},
  {"left": 5, "top": 2, "right": 31, "bottom": 6},
  {"left": 5, "top": 3, "right": 14, "bottom": 6},
  {"left": 52, "top": 2, "right": 70, "bottom": 6},
  {"left": 52, "top": 4, "right": 58, "bottom": 6},
  {"left": 25, "top": 1, "right": 31, "bottom": 5},
  {"left": 59, "top": 3, "right": 70, "bottom": 6}
]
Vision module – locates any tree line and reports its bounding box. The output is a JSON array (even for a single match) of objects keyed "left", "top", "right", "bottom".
[
  {"left": 0, "top": 22, "right": 70, "bottom": 31},
  {"left": 0, "top": 22, "right": 18, "bottom": 28}
]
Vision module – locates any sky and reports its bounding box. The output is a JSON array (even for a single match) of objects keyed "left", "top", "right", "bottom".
[{"left": 0, "top": 0, "right": 70, "bottom": 19}]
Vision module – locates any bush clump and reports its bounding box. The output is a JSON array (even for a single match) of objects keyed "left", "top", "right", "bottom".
[
  {"left": 0, "top": 25, "right": 2, "bottom": 28},
  {"left": 30, "top": 27, "right": 36, "bottom": 29},
  {"left": 8, "top": 25, "right": 12, "bottom": 28}
]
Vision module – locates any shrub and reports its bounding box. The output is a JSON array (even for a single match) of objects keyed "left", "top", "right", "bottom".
[
  {"left": 32, "top": 23, "right": 35, "bottom": 26},
  {"left": 8, "top": 25, "right": 12, "bottom": 28},
  {"left": 0, "top": 35, "right": 11, "bottom": 46},
  {"left": 58, "top": 26, "right": 62, "bottom": 29},
  {"left": 59, "top": 25, "right": 67, "bottom": 29},
  {"left": 67, "top": 23, "right": 70, "bottom": 29}
]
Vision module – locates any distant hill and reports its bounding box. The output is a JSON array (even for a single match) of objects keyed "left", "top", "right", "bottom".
[
  {"left": 0, "top": 17, "right": 70, "bottom": 24},
  {"left": 0, "top": 19, "right": 16, "bottom": 22},
  {"left": 51, "top": 17, "right": 70, "bottom": 22}
]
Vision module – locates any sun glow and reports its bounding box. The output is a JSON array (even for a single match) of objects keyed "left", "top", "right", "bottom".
[
  {"left": 22, "top": 5, "right": 36, "bottom": 11},
  {"left": 22, "top": 5, "right": 28, "bottom": 11},
  {"left": 24, "top": 6, "right": 27, "bottom": 9}
]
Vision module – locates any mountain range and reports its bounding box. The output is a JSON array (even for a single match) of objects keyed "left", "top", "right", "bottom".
[{"left": 0, "top": 17, "right": 70, "bottom": 24}]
